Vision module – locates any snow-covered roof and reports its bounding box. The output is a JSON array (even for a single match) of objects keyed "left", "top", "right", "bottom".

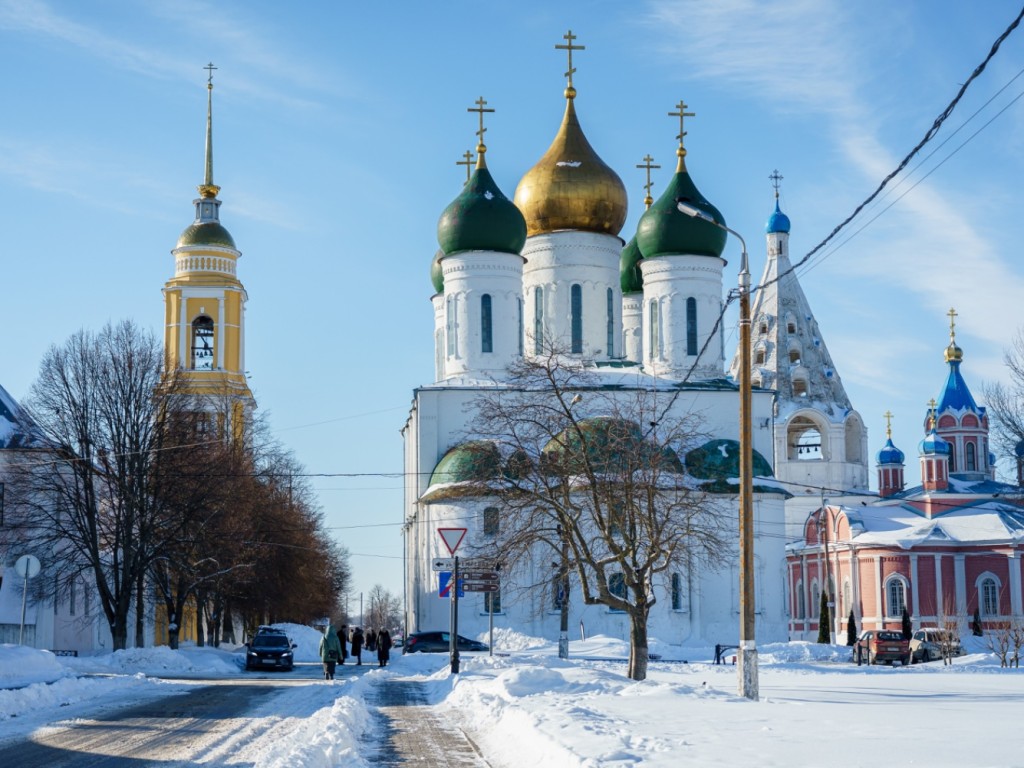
[
  {"left": 835, "top": 499, "right": 1024, "bottom": 549},
  {"left": 0, "top": 384, "right": 42, "bottom": 450}
]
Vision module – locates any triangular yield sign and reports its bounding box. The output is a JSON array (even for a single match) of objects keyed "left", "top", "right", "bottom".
[{"left": 438, "top": 527, "right": 467, "bottom": 555}]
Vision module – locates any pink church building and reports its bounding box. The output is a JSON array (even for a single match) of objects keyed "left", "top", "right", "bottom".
[{"left": 786, "top": 321, "right": 1024, "bottom": 641}]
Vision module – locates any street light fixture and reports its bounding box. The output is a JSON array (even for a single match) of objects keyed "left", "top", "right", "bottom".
[{"left": 676, "top": 199, "right": 758, "bottom": 701}]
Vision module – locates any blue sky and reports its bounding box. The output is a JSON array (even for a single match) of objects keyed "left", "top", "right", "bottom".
[{"left": 3, "top": 0, "right": 1024, "bottom": 605}]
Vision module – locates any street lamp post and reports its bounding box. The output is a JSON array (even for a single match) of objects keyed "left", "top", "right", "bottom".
[{"left": 676, "top": 200, "right": 758, "bottom": 701}]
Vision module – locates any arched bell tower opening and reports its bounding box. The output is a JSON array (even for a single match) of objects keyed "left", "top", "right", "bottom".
[
  {"left": 191, "top": 316, "right": 215, "bottom": 370},
  {"left": 788, "top": 415, "right": 825, "bottom": 462}
]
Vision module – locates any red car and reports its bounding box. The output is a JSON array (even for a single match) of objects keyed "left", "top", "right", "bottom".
[{"left": 854, "top": 630, "right": 910, "bottom": 666}]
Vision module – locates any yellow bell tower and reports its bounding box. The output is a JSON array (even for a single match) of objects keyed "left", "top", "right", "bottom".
[{"left": 162, "top": 64, "right": 254, "bottom": 441}]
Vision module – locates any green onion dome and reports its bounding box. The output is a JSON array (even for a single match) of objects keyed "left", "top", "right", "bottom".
[
  {"left": 429, "top": 441, "right": 502, "bottom": 486},
  {"left": 437, "top": 160, "right": 527, "bottom": 257},
  {"left": 636, "top": 154, "right": 726, "bottom": 259},
  {"left": 176, "top": 220, "right": 236, "bottom": 249},
  {"left": 542, "top": 417, "right": 683, "bottom": 475},
  {"left": 620, "top": 235, "right": 643, "bottom": 294},
  {"left": 430, "top": 249, "right": 445, "bottom": 294}
]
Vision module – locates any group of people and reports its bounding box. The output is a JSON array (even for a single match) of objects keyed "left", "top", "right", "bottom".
[{"left": 318, "top": 623, "right": 393, "bottom": 680}]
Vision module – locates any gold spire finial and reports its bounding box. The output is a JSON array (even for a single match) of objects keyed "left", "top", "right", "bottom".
[
  {"left": 555, "top": 29, "right": 585, "bottom": 99},
  {"left": 944, "top": 307, "right": 963, "bottom": 362},
  {"left": 467, "top": 96, "right": 495, "bottom": 168},
  {"left": 636, "top": 154, "right": 660, "bottom": 209},
  {"left": 198, "top": 62, "right": 220, "bottom": 199},
  {"left": 668, "top": 100, "right": 695, "bottom": 171},
  {"left": 927, "top": 398, "right": 938, "bottom": 430},
  {"left": 456, "top": 150, "right": 475, "bottom": 184},
  {"left": 884, "top": 410, "right": 894, "bottom": 439},
  {"left": 770, "top": 169, "right": 784, "bottom": 199}
]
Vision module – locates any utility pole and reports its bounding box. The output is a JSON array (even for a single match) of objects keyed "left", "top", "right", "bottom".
[{"left": 820, "top": 489, "right": 836, "bottom": 644}]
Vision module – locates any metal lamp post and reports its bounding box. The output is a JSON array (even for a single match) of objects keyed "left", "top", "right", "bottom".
[{"left": 676, "top": 200, "right": 758, "bottom": 701}]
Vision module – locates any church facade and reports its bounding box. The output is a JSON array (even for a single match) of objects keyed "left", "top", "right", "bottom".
[
  {"left": 402, "top": 37, "right": 808, "bottom": 646},
  {"left": 786, "top": 320, "right": 1024, "bottom": 642}
]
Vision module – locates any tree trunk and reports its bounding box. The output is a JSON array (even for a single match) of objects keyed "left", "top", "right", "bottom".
[
  {"left": 627, "top": 610, "right": 650, "bottom": 681},
  {"left": 135, "top": 573, "right": 146, "bottom": 648},
  {"left": 110, "top": 618, "right": 128, "bottom": 652}
]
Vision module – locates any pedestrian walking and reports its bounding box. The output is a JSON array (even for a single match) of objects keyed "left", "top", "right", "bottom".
[
  {"left": 377, "top": 629, "right": 392, "bottom": 667},
  {"left": 351, "top": 627, "right": 364, "bottom": 665},
  {"left": 337, "top": 625, "right": 348, "bottom": 665},
  {"left": 319, "top": 624, "right": 343, "bottom": 680}
]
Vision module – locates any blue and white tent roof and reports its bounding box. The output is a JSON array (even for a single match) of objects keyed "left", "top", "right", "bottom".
[{"left": 937, "top": 358, "right": 981, "bottom": 415}]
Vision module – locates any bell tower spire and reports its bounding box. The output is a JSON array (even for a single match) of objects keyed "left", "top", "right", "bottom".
[{"left": 162, "top": 64, "right": 254, "bottom": 442}]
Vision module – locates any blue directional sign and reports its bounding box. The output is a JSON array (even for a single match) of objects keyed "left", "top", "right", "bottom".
[{"left": 438, "top": 572, "right": 464, "bottom": 598}]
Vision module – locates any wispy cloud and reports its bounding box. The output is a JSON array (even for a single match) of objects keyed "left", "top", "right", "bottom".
[{"left": 642, "top": 0, "right": 1022, "bottom": 349}]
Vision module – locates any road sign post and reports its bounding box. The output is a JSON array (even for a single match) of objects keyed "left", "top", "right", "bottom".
[{"left": 437, "top": 528, "right": 466, "bottom": 675}]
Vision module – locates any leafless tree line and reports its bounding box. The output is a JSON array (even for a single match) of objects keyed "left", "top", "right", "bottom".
[{"left": 1, "top": 321, "right": 350, "bottom": 650}]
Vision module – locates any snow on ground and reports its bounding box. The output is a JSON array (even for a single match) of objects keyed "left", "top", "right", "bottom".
[{"left": 2, "top": 627, "right": 1023, "bottom": 767}]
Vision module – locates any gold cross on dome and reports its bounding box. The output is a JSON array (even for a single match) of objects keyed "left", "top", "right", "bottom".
[
  {"left": 669, "top": 100, "right": 695, "bottom": 148},
  {"left": 456, "top": 150, "right": 474, "bottom": 183},
  {"left": 947, "top": 307, "right": 958, "bottom": 341},
  {"left": 636, "top": 154, "right": 660, "bottom": 208},
  {"left": 556, "top": 30, "right": 585, "bottom": 88},
  {"left": 927, "top": 398, "right": 938, "bottom": 430},
  {"left": 467, "top": 96, "right": 495, "bottom": 155},
  {"left": 204, "top": 62, "right": 217, "bottom": 89},
  {"left": 883, "top": 410, "right": 893, "bottom": 439},
  {"left": 770, "top": 169, "right": 783, "bottom": 197}
]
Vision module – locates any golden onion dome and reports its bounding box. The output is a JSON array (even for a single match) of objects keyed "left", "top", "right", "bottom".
[{"left": 514, "top": 91, "right": 627, "bottom": 237}]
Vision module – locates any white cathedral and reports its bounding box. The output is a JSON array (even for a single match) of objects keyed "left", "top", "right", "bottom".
[{"left": 401, "top": 38, "right": 870, "bottom": 646}]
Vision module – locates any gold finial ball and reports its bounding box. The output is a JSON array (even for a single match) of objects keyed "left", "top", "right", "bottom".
[
  {"left": 564, "top": 86, "right": 577, "bottom": 100},
  {"left": 944, "top": 342, "right": 963, "bottom": 363},
  {"left": 677, "top": 146, "right": 687, "bottom": 159}
]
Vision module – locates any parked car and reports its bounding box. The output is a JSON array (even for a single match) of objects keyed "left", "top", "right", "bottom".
[
  {"left": 245, "top": 632, "right": 296, "bottom": 670},
  {"left": 404, "top": 631, "right": 488, "bottom": 653},
  {"left": 910, "top": 628, "right": 964, "bottom": 663},
  {"left": 854, "top": 629, "right": 911, "bottom": 666}
]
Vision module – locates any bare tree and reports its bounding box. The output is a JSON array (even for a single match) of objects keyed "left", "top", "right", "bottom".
[
  {"left": 983, "top": 329, "right": 1024, "bottom": 463},
  {"left": 4, "top": 322, "right": 181, "bottom": 650},
  {"left": 365, "top": 584, "right": 402, "bottom": 633},
  {"left": 464, "top": 346, "right": 729, "bottom": 681}
]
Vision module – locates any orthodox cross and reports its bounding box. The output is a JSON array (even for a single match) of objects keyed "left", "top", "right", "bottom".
[
  {"left": 456, "top": 150, "right": 475, "bottom": 183},
  {"left": 927, "top": 398, "right": 938, "bottom": 430},
  {"left": 556, "top": 30, "right": 585, "bottom": 89},
  {"left": 636, "top": 154, "right": 660, "bottom": 208},
  {"left": 947, "top": 307, "right": 958, "bottom": 341},
  {"left": 668, "top": 100, "right": 695, "bottom": 148},
  {"left": 468, "top": 97, "right": 494, "bottom": 156},
  {"left": 204, "top": 62, "right": 217, "bottom": 89},
  {"left": 883, "top": 410, "right": 893, "bottom": 439},
  {"left": 770, "top": 169, "right": 784, "bottom": 198}
]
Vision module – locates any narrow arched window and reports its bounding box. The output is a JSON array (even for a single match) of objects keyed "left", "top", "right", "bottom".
[
  {"left": 606, "top": 287, "right": 614, "bottom": 357},
  {"left": 648, "top": 300, "right": 659, "bottom": 360},
  {"left": 671, "top": 573, "right": 683, "bottom": 610},
  {"left": 191, "top": 316, "right": 214, "bottom": 370},
  {"left": 482, "top": 507, "right": 499, "bottom": 536},
  {"left": 571, "top": 284, "right": 583, "bottom": 353},
  {"left": 518, "top": 298, "right": 524, "bottom": 356},
  {"left": 965, "top": 442, "right": 977, "bottom": 471},
  {"left": 686, "top": 297, "right": 697, "bottom": 355},
  {"left": 982, "top": 577, "right": 999, "bottom": 616},
  {"left": 446, "top": 297, "right": 455, "bottom": 357},
  {"left": 609, "top": 573, "right": 626, "bottom": 607},
  {"left": 796, "top": 580, "right": 806, "bottom": 619},
  {"left": 481, "top": 294, "right": 492, "bottom": 354},
  {"left": 886, "top": 577, "right": 906, "bottom": 617},
  {"left": 534, "top": 287, "right": 544, "bottom": 355}
]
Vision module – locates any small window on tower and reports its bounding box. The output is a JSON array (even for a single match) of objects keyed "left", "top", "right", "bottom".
[
  {"left": 793, "top": 378, "right": 808, "bottom": 397},
  {"left": 191, "top": 316, "right": 215, "bottom": 371},
  {"left": 754, "top": 349, "right": 765, "bottom": 365}
]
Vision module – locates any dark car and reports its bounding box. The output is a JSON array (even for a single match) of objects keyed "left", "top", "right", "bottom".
[
  {"left": 854, "top": 629, "right": 911, "bottom": 666},
  {"left": 245, "top": 632, "right": 296, "bottom": 670},
  {"left": 404, "top": 631, "right": 488, "bottom": 653}
]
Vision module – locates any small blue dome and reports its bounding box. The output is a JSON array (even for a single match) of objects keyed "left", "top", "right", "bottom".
[
  {"left": 876, "top": 437, "right": 905, "bottom": 465},
  {"left": 919, "top": 430, "right": 951, "bottom": 456},
  {"left": 765, "top": 199, "right": 791, "bottom": 234}
]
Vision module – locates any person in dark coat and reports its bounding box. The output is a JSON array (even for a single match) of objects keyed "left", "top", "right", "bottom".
[
  {"left": 319, "top": 624, "right": 343, "bottom": 680},
  {"left": 351, "top": 627, "right": 364, "bottom": 665},
  {"left": 337, "top": 625, "right": 348, "bottom": 664},
  {"left": 366, "top": 629, "right": 377, "bottom": 653},
  {"left": 377, "top": 629, "right": 392, "bottom": 667}
]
